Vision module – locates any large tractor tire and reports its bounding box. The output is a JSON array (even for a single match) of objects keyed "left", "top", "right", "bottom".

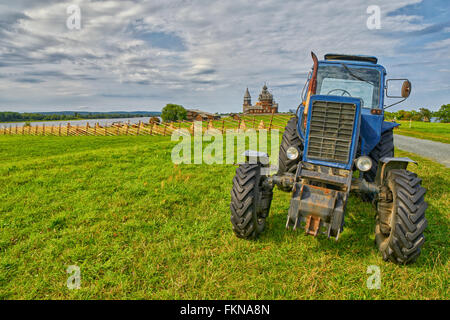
[
  {"left": 375, "top": 169, "right": 428, "bottom": 264},
  {"left": 278, "top": 116, "right": 304, "bottom": 176},
  {"left": 363, "top": 129, "right": 394, "bottom": 182},
  {"left": 230, "top": 164, "right": 273, "bottom": 239}
]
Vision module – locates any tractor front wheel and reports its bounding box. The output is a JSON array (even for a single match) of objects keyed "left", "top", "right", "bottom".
[
  {"left": 375, "top": 169, "right": 428, "bottom": 264},
  {"left": 230, "top": 164, "right": 273, "bottom": 239}
]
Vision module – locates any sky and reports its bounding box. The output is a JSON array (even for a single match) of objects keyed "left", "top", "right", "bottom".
[{"left": 0, "top": 0, "right": 448, "bottom": 113}]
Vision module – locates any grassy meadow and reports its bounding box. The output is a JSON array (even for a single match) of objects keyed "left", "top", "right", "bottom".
[
  {"left": 0, "top": 135, "right": 448, "bottom": 299},
  {"left": 394, "top": 120, "right": 450, "bottom": 144}
]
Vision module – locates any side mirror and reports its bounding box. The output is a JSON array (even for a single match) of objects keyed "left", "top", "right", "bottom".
[
  {"left": 384, "top": 79, "right": 412, "bottom": 109},
  {"left": 386, "top": 79, "right": 412, "bottom": 98},
  {"left": 401, "top": 80, "right": 411, "bottom": 98}
]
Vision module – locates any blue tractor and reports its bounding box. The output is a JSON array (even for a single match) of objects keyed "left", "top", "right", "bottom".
[{"left": 230, "top": 53, "right": 428, "bottom": 264}]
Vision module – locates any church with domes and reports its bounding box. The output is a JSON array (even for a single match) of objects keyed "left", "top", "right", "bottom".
[{"left": 243, "top": 84, "right": 279, "bottom": 114}]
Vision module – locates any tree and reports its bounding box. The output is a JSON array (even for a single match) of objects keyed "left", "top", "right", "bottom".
[
  {"left": 397, "top": 110, "right": 407, "bottom": 120},
  {"left": 419, "top": 108, "right": 432, "bottom": 122},
  {"left": 161, "top": 104, "right": 187, "bottom": 122},
  {"left": 410, "top": 110, "right": 422, "bottom": 121},
  {"left": 435, "top": 104, "right": 450, "bottom": 123}
]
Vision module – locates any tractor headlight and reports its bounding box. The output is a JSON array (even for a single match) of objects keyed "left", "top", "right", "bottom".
[
  {"left": 356, "top": 156, "right": 373, "bottom": 172},
  {"left": 286, "top": 147, "right": 299, "bottom": 160}
]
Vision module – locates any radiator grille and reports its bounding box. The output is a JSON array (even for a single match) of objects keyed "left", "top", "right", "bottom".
[{"left": 306, "top": 100, "right": 356, "bottom": 164}]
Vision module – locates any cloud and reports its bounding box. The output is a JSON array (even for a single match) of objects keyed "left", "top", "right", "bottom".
[
  {"left": 14, "top": 78, "right": 45, "bottom": 83},
  {"left": 0, "top": 0, "right": 448, "bottom": 112},
  {"left": 424, "top": 38, "right": 450, "bottom": 49}
]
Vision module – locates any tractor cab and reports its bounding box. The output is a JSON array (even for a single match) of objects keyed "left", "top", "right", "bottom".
[
  {"left": 315, "top": 55, "right": 385, "bottom": 110},
  {"left": 298, "top": 54, "right": 410, "bottom": 157}
]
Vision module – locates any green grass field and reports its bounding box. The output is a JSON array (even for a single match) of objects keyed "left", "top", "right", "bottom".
[
  {"left": 0, "top": 135, "right": 448, "bottom": 299},
  {"left": 394, "top": 121, "right": 450, "bottom": 144}
]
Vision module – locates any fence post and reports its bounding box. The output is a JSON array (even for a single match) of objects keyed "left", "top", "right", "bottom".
[
  {"left": 43, "top": 124, "right": 45, "bottom": 136},
  {"left": 163, "top": 123, "right": 167, "bottom": 136},
  {"left": 51, "top": 125, "right": 54, "bottom": 136},
  {"left": 22, "top": 125, "right": 25, "bottom": 135},
  {"left": 86, "top": 123, "right": 89, "bottom": 135},
  {"left": 35, "top": 125, "right": 38, "bottom": 135},
  {"left": 221, "top": 119, "right": 225, "bottom": 134},
  {"left": 269, "top": 110, "right": 274, "bottom": 132},
  {"left": 94, "top": 123, "right": 97, "bottom": 136},
  {"left": 126, "top": 123, "right": 129, "bottom": 136},
  {"left": 67, "top": 123, "right": 70, "bottom": 136},
  {"left": 59, "top": 124, "right": 61, "bottom": 136}
]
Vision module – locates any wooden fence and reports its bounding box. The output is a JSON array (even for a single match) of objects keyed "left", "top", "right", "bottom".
[{"left": 0, "top": 113, "right": 293, "bottom": 137}]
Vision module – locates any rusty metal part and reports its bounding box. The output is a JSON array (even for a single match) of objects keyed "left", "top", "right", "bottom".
[
  {"left": 267, "top": 174, "right": 296, "bottom": 191},
  {"left": 377, "top": 186, "right": 393, "bottom": 235},
  {"left": 303, "top": 52, "right": 319, "bottom": 119},
  {"left": 351, "top": 178, "right": 379, "bottom": 194},
  {"left": 285, "top": 184, "right": 303, "bottom": 230},
  {"left": 286, "top": 182, "right": 342, "bottom": 232},
  {"left": 375, "top": 157, "right": 417, "bottom": 185},
  {"left": 285, "top": 160, "right": 352, "bottom": 240},
  {"left": 302, "top": 169, "right": 348, "bottom": 186},
  {"left": 297, "top": 184, "right": 337, "bottom": 221},
  {"left": 378, "top": 185, "right": 393, "bottom": 202},
  {"left": 305, "top": 215, "right": 322, "bottom": 236},
  {"left": 300, "top": 162, "right": 351, "bottom": 191}
]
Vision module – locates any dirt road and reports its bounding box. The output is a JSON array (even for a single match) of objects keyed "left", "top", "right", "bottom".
[{"left": 394, "top": 134, "right": 450, "bottom": 167}]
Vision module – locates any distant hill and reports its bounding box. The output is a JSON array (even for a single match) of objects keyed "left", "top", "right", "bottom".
[
  {"left": 0, "top": 111, "right": 161, "bottom": 123},
  {"left": 37, "top": 111, "right": 161, "bottom": 116}
]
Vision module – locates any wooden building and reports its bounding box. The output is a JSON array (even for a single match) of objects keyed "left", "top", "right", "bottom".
[
  {"left": 243, "top": 85, "right": 278, "bottom": 114},
  {"left": 186, "top": 109, "right": 220, "bottom": 121}
]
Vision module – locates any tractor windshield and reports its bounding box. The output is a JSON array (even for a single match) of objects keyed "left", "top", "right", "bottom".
[{"left": 316, "top": 64, "right": 381, "bottom": 109}]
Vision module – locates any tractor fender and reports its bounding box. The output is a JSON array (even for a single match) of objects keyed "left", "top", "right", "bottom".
[
  {"left": 241, "top": 150, "right": 270, "bottom": 166},
  {"left": 240, "top": 150, "right": 274, "bottom": 176},
  {"left": 375, "top": 157, "right": 417, "bottom": 185},
  {"left": 381, "top": 120, "right": 400, "bottom": 133}
]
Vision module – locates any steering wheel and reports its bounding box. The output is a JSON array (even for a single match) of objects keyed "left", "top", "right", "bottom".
[{"left": 327, "top": 89, "right": 352, "bottom": 97}]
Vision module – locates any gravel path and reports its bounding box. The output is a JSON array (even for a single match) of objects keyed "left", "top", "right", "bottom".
[{"left": 394, "top": 134, "right": 450, "bottom": 168}]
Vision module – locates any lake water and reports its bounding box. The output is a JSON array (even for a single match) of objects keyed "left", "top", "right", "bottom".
[{"left": 0, "top": 117, "right": 157, "bottom": 128}]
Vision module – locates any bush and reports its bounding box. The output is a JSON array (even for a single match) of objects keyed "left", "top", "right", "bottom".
[{"left": 161, "top": 104, "right": 187, "bottom": 122}]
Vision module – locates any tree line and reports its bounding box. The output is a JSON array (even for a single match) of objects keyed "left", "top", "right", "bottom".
[
  {"left": 385, "top": 104, "right": 449, "bottom": 123},
  {"left": 0, "top": 112, "right": 159, "bottom": 123}
]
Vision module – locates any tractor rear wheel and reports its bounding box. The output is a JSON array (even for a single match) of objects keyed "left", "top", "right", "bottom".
[
  {"left": 363, "top": 129, "right": 394, "bottom": 182},
  {"left": 230, "top": 164, "right": 273, "bottom": 239},
  {"left": 375, "top": 169, "right": 428, "bottom": 264},
  {"left": 278, "top": 116, "right": 304, "bottom": 177}
]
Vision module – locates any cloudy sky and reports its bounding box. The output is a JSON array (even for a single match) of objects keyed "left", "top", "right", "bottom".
[{"left": 0, "top": 0, "right": 448, "bottom": 113}]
